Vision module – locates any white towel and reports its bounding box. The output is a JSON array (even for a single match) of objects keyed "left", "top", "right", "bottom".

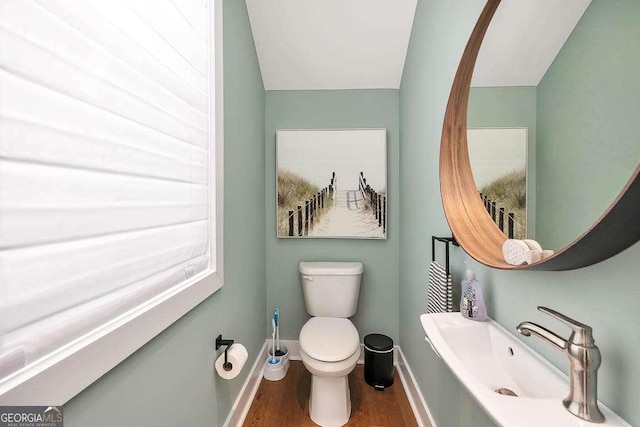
[
  {"left": 503, "top": 239, "right": 555, "bottom": 266},
  {"left": 427, "top": 261, "right": 453, "bottom": 313}
]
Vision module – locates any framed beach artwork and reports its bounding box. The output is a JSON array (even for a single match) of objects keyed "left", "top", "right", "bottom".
[
  {"left": 276, "top": 129, "right": 387, "bottom": 239},
  {"left": 467, "top": 127, "right": 528, "bottom": 239}
]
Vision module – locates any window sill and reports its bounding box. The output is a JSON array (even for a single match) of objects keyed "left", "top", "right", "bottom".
[{"left": 0, "top": 269, "right": 223, "bottom": 405}]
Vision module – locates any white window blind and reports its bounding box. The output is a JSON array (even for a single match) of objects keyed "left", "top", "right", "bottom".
[{"left": 0, "top": 0, "right": 212, "bottom": 381}]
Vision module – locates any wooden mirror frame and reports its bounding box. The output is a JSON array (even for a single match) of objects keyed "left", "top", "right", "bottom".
[{"left": 440, "top": 0, "right": 640, "bottom": 271}]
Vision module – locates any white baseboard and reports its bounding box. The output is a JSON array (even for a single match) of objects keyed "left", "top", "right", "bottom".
[
  {"left": 396, "top": 346, "right": 437, "bottom": 427},
  {"left": 222, "top": 339, "right": 268, "bottom": 427},
  {"left": 223, "top": 340, "right": 436, "bottom": 427}
]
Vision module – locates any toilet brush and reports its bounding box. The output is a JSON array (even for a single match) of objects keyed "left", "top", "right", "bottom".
[
  {"left": 264, "top": 317, "right": 287, "bottom": 381},
  {"left": 274, "top": 309, "right": 280, "bottom": 353},
  {"left": 269, "top": 319, "right": 279, "bottom": 364}
]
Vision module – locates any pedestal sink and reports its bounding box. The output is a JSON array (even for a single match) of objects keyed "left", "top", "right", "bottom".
[{"left": 420, "top": 313, "right": 630, "bottom": 427}]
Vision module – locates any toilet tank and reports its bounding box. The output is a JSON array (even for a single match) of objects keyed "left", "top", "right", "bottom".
[{"left": 299, "top": 262, "right": 363, "bottom": 317}]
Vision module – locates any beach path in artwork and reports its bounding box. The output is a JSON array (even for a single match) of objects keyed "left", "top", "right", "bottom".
[{"left": 309, "top": 190, "right": 384, "bottom": 238}]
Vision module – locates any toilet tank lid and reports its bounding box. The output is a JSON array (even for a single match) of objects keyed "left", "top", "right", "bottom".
[{"left": 299, "top": 262, "right": 363, "bottom": 275}]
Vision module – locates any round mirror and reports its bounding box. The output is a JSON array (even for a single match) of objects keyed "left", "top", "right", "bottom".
[{"left": 440, "top": 0, "right": 640, "bottom": 271}]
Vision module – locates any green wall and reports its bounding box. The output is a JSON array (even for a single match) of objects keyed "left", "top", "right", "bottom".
[
  {"left": 400, "top": 1, "right": 640, "bottom": 426},
  {"left": 399, "top": 1, "right": 494, "bottom": 426},
  {"left": 468, "top": 86, "right": 537, "bottom": 238},
  {"left": 63, "top": 1, "right": 266, "bottom": 426},
  {"left": 536, "top": 0, "right": 640, "bottom": 249},
  {"left": 265, "top": 90, "right": 400, "bottom": 343}
]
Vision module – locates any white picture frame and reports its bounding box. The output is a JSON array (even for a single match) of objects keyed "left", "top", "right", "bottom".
[{"left": 276, "top": 129, "right": 387, "bottom": 239}]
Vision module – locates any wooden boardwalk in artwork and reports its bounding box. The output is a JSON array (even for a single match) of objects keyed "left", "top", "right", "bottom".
[{"left": 309, "top": 190, "right": 383, "bottom": 238}]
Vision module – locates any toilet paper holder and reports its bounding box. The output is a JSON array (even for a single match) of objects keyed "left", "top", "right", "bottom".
[{"left": 215, "top": 335, "right": 235, "bottom": 372}]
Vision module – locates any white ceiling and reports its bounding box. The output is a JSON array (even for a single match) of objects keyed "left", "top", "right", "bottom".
[
  {"left": 472, "top": 0, "right": 592, "bottom": 87},
  {"left": 245, "top": 0, "right": 592, "bottom": 91},
  {"left": 245, "top": 0, "right": 417, "bottom": 91}
]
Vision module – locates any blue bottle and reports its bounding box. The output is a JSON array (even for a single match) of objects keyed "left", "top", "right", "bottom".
[{"left": 460, "top": 260, "right": 487, "bottom": 321}]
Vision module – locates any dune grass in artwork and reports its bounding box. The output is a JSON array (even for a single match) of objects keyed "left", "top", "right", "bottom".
[
  {"left": 277, "top": 171, "right": 333, "bottom": 236},
  {"left": 480, "top": 169, "right": 526, "bottom": 239}
]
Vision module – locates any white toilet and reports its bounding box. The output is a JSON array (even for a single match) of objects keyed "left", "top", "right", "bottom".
[{"left": 298, "top": 261, "right": 363, "bottom": 427}]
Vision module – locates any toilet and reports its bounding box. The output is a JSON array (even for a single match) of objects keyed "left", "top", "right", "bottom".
[{"left": 298, "top": 261, "right": 363, "bottom": 427}]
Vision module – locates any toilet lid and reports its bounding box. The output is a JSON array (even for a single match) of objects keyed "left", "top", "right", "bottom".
[{"left": 299, "top": 317, "right": 359, "bottom": 362}]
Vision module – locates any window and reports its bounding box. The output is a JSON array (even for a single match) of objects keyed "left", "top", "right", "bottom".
[{"left": 0, "top": 0, "right": 223, "bottom": 404}]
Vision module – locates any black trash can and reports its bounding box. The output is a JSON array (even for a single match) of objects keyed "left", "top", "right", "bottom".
[{"left": 364, "top": 333, "right": 394, "bottom": 390}]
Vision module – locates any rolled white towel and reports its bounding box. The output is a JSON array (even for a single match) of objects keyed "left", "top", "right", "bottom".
[
  {"left": 503, "top": 239, "right": 555, "bottom": 266},
  {"left": 525, "top": 249, "right": 545, "bottom": 264},
  {"left": 502, "top": 239, "right": 530, "bottom": 266},
  {"left": 525, "top": 249, "right": 556, "bottom": 264},
  {"left": 542, "top": 249, "right": 555, "bottom": 259},
  {"left": 522, "top": 239, "right": 543, "bottom": 251}
]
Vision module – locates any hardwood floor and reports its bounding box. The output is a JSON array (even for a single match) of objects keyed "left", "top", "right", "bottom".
[{"left": 243, "top": 361, "right": 419, "bottom": 427}]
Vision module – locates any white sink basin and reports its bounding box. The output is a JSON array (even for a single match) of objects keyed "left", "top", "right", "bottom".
[{"left": 420, "top": 313, "right": 630, "bottom": 427}]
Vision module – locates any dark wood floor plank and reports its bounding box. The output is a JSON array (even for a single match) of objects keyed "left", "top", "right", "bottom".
[{"left": 243, "top": 361, "right": 419, "bottom": 427}]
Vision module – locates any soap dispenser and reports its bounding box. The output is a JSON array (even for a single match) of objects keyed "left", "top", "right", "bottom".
[{"left": 460, "top": 260, "right": 487, "bottom": 321}]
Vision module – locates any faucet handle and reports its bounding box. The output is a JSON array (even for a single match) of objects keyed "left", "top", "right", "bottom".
[{"left": 537, "top": 306, "right": 595, "bottom": 347}]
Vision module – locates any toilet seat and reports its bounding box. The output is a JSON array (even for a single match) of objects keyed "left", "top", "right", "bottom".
[
  {"left": 299, "top": 317, "right": 359, "bottom": 362},
  {"left": 300, "top": 346, "right": 360, "bottom": 378}
]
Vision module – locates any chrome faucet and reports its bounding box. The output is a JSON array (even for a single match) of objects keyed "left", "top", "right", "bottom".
[{"left": 517, "top": 306, "right": 605, "bottom": 423}]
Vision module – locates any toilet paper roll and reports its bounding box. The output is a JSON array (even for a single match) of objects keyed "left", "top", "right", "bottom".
[{"left": 215, "top": 343, "right": 248, "bottom": 380}]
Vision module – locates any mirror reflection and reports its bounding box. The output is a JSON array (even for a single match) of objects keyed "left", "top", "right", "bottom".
[
  {"left": 467, "top": 127, "right": 528, "bottom": 239},
  {"left": 467, "top": 0, "right": 640, "bottom": 251}
]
